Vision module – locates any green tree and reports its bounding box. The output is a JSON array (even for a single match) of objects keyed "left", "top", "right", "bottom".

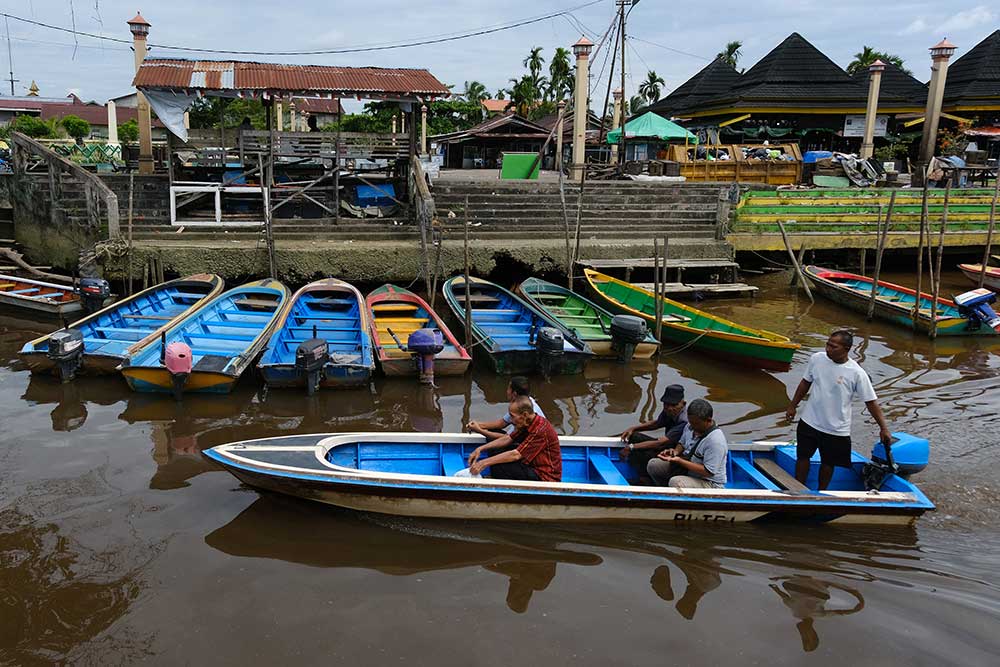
[
  {"left": 523, "top": 46, "right": 548, "bottom": 101},
  {"left": 548, "top": 47, "right": 574, "bottom": 102},
  {"left": 187, "top": 97, "right": 267, "bottom": 129},
  {"left": 638, "top": 70, "right": 666, "bottom": 106},
  {"left": 506, "top": 76, "right": 541, "bottom": 117},
  {"left": 847, "top": 46, "right": 910, "bottom": 75},
  {"left": 717, "top": 41, "right": 743, "bottom": 68},
  {"left": 118, "top": 119, "right": 139, "bottom": 143},
  {"left": 627, "top": 95, "right": 646, "bottom": 116},
  {"left": 60, "top": 115, "right": 91, "bottom": 141},
  {"left": 10, "top": 115, "right": 58, "bottom": 138},
  {"left": 495, "top": 89, "right": 506, "bottom": 101},
  {"left": 463, "top": 80, "right": 489, "bottom": 104}
]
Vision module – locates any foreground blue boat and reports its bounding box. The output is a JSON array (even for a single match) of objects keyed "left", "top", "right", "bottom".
[
  {"left": 120, "top": 279, "right": 288, "bottom": 395},
  {"left": 441, "top": 276, "right": 593, "bottom": 375},
  {"left": 258, "top": 278, "right": 374, "bottom": 392},
  {"left": 205, "top": 431, "right": 934, "bottom": 525},
  {"left": 19, "top": 274, "right": 223, "bottom": 380}
]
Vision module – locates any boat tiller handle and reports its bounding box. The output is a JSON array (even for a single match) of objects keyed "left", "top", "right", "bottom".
[{"left": 386, "top": 327, "right": 406, "bottom": 350}]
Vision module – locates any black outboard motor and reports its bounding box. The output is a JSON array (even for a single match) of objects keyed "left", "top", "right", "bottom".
[
  {"left": 78, "top": 278, "right": 111, "bottom": 315},
  {"left": 47, "top": 329, "right": 85, "bottom": 382},
  {"left": 609, "top": 314, "right": 648, "bottom": 364},
  {"left": 536, "top": 326, "right": 565, "bottom": 377},
  {"left": 296, "top": 338, "right": 329, "bottom": 396},
  {"left": 407, "top": 328, "right": 445, "bottom": 385}
]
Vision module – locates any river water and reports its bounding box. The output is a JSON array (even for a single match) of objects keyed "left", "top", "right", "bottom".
[{"left": 2, "top": 271, "right": 998, "bottom": 664}]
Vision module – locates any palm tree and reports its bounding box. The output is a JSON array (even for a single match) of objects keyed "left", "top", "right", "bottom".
[
  {"left": 717, "top": 41, "right": 742, "bottom": 68},
  {"left": 522, "top": 46, "right": 549, "bottom": 101},
  {"left": 627, "top": 94, "right": 646, "bottom": 116},
  {"left": 463, "top": 80, "right": 489, "bottom": 104},
  {"left": 548, "top": 47, "right": 574, "bottom": 102},
  {"left": 847, "top": 46, "right": 910, "bottom": 75},
  {"left": 507, "top": 76, "right": 539, "bottom": 117},
  {"left": 638, "top": 70, "right": 666, "bottom": 106}
]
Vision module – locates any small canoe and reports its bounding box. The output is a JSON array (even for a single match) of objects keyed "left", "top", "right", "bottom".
[
  {"left": 0, "top": 274, "right": 84, "bottom": 317},
  {"left": 804, "top": 266, "right": 1000, "bottom": 336},
  {"left": 366, "top": 284, "right": 470, "bottom": 377},
  {"left": 957, "top": 263, "right": 1000, "bottom": 291},
  {"left": 204, "top": 431, "right": 934, "bottom": 525},
  {"left": 441, "top": 276, "right": 593, "bottom": 375},
  {"left": 19, "top": 274, "right": 224, "bottom": 379},
  {"left": 517, "top": 277, "right": 659, "bottom": 360},
  {"left": 258, "top": 278, "right": 374, "bottom": 390},
  {"left": 584, "top": 269, "right": 798, "bottom": 371},
  {"left": 121, "top": 279, "right": 288, "bottom": 395}
]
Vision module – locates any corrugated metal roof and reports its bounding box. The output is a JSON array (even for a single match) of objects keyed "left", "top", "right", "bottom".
[{"left": 135, "top": 59, "right": 450, "bottom": 97}]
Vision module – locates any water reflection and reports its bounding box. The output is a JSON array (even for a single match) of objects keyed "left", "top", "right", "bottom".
[
  {"left": 769, "top": 575, "right": 864, "bottom": 652},
  {"left": 21, "top": 374, "right": 131, "bottom": 432}
]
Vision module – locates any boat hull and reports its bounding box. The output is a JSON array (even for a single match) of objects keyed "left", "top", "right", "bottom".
[
  {"left": 481, "top": 347, "right": 591, "bottom": 376},
  {"left": 19, "top": 351, "right": 122, "bottom": 376},
  {"left": 958, "top": 264, "right": 1000, "bottom": 291},
  {"left": 378, "top": 354, "right": 471, "bottom": 377},
  {"left": 259, "top": 362, "right": 372, "bottom": 389},
  {"left": 0, "top": 274, "right": 84, "bottom": 317},
  {"left": 122, "top": 366, "right": 238, "bottom": 394}
]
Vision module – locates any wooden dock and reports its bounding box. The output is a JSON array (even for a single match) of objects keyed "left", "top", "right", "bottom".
[
  {"left": 633, "top": 282, "right": 758, "bottom": 299},
  {"left": 575, "top": 257, "right": 739, "bottom": 283}
]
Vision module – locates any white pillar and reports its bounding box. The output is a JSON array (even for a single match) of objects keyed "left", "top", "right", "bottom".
[
  {"left": 571, "top": 36, "right": 594, "bottom": 180},
  {"left": 275, "top": 97, "right": 284, "bottom": 131},
  {"left": 106, "top": 100, "right": 119, "bottom": 145},
  {"left": 183, "top": 111, "right": 190, "bottom": 130},
  {"left": 555, "top": 100, "right": 566, "bottom": 172},
  {"left": 289, "top": 102, "right": 297, "bottom": 134},
  {"left": 610, "top": 88, "right": 623, "bottom": 164},
  {"left": 918, "top": 39, "right": 958, "bottom": 175},
  {"left": 421, "top": 105, "right": 428, "bottom": 155},
  {"left": 860, "top": 61, "right": 884, "bottom": 159},
  {"left": 128, "top": 13, "right": 154, "bottom": 174}
]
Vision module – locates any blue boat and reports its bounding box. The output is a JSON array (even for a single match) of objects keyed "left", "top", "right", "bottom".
[
  {"left": 258, "top": 278, "right": 374, "bottom": 392},
  {"left": 19, "top": 274, "right": 224, "bottom": 380},
  {"left": 120, "top": 279, "right": 288, "bottom": 395},
  {"left": 441, "top": 276, "right": 593, "bottom": 375},
  {"left": 204, "top": 431, "right": 934, "bottom": 525}
]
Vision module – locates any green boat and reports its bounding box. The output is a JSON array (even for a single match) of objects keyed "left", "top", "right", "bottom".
[
  {"left": 517, "top": 277, "right": 660, "bottom": 360},
  {"left": 584, "top": 269, "right": 799, "bottom": 371}
]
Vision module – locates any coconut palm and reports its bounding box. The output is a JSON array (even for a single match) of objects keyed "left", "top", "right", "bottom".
[
  {"left": 463, "top": 80, "right": 490, "bottom": 104},
  {"left": 717, "top": 40, "right": 743, "bottom": 68},
  {"left": 627, "top": 94, "right": 646, "bottom": 116},
  {"left": 638, "top": 70, "right": 666, "bottom": 106},
  {"left": 506, "top": 76, "right": 539, "bottom": 117},
  {"left": 846, "top": 46, "right": 910, "bottom": 75},
  {"left": 548, "top": 47, "right": 574, "bottom": 102}
]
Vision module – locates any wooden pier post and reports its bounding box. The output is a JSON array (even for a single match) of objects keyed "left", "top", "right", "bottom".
[
  {"left": 930, "top": 182, "right": 950, "bottom": 339},
  {"left": 571, "top": 164, "right": 587, "bottom": 282},
  {"left": 777, "top": 221, "right": 812, "bottom": 302},
  {"left": 659, "top": 235, "right": 668, "bottom": 342},
  {"left": 860, "top": 247, "right": 867, "bottom": 276},
  {"left": 559, "top": 169, "right": 572, "bottom": 288},
  {"left": 868, "top": 194, "right": 895, "bottom": 321},
  {"left": 463, "top": 200, "right": 472, "bottom": 352},
  {"left": 653, "top": 238, "right": 662, "bottom": 342},
  {"left": 913, "top": 180, "right": 929, "bottom": 329},
  {"left": 978, "top": 175, "right": 1000, "bottom": 287},
  {"left": 126, "top": 171, "right": 134, "bottom": 296}
]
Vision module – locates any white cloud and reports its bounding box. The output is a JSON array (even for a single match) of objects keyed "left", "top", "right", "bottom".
[
  {"left": 939, "top": 5, "right": 997, "bottom": 32},
  {"left": 900, "top": 18, "right": 929, "bottom": 35}
]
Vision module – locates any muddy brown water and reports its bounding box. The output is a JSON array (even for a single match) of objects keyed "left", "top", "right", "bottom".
[{"left": 2, "top": 271, "right": 999, "bottom": 664}]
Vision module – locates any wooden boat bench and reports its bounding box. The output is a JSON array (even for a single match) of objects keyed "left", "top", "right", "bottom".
[
  {"left": 456, "top": 294, "right": 501, "bottom": 305},
  {"left": 186, "top": 332, "right": 257, "bottom": 343},
  {"left": 8, "top": 287, "right": 40, "bottom": 295},
  {"left": 441, "top": 452, "right": 466, "bottom": 477},
  {"left": 94, "top": 326, "right": 155, "bottom": 338},
  {"left": 122, "top": 313, "right": 174, "bottom": 321},
  {"left": 373, "top": 303, "right": 419, "bottom": 312},
  {"left": 310, "top": 298, "right": 357, "bottom": 308},
  {"left": 731, "top": 458, "right": 780, "bottom": 490},
  {"left": 233, "top": 298, "right": 280, "bottom": 310},
  {"left": 752, "top": 458, "right": 810, "bottom": 492},
  {"left": 217, "top": 308, "right": 276, "bottom": 318},
  {"left": 589, "top": 453, "right": 630, "bottom": 486},
  {"left": 171, "top": 292, "right": 209, "bottom": 301}
]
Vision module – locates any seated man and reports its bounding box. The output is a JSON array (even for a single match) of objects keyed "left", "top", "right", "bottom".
[
  {"left": 467, "top": 396, "right": 561, "bottom": 482},
  {"left": 467, "top": 376, "right": 545, "bottom": 441},
  {"left": 647, "top": 398, "right": 727, "bottom": 489},
  {"left": 619, "top": 384, "right": 688, "bottom": 482}
]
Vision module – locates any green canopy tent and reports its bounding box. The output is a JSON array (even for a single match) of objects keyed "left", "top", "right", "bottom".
[{"left": 606, "top": 112, "right": 698, "bottom": 144}]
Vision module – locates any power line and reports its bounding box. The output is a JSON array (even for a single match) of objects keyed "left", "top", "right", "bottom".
[
  {"left": 0, "top": 2, "right": 605, "bottom": 56},
  {"left": 628, "top": 35, "right": 710, "bottom": 62}
]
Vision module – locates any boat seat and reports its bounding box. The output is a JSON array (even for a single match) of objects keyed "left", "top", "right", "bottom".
[
  {"left": 192, "top": 354, "right": 230, "bottom": 372},
  {"left": 293, "top": 315, "right": 356, "bottom": 322},
  {"left": 94, "top": 326, "right": 153, "bottom": 337},
  {"left": 310, "top": 298, "right": 356, "bottom": 309},
  {"left": 186, "top": 332, "right": 257, "bottom": 342},
  {"left": 753, "top": 458, "right": 810, "bottom": 492},
  {"left": 123, "top": 314, "right": 174, "bottom": 321},
  {"left": 0, "top": 282, "right": 15, "bottom": 288},
  {"left": 8, "top": 288, "right": 40, "bottom": 294},
  {"left": 171, "top": 291, "right": 207, "bottom": 301},
  {"left": 205, "top": 320, "right": 263, "bottom": 329},
  {"left": 441, "top": 452, "right": 466, "bottom": 477},
  {"left": 233, "top": 298, "right": 279, "bottom": 310},
  {"left": 732, "top": 458, "right": 779, "bottom": 490},
  {"left": 589, "top": 454, "right": 630, "bottom": 486},
  {"left": 217, "top": 308, "right": 273, "bottom": 317},
  {"left": 372, "top": 303, "right": 419, "bottom": 312}
]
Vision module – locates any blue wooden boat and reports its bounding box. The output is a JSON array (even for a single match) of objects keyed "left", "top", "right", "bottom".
[
  {"left": 258, "top": 278, "right": 374, "bottom": 391},
  {"left": 204, "top": 431, "right": 934, "bottom": 525},
  {"left": 120, "top": 279, "right": 288, "bottom": 395},
  {"left": 19, "top": 274, "right": 224, "bottom": 380},
  {"left": 441, "top": 276, "right": 593, "bottom": 375}
]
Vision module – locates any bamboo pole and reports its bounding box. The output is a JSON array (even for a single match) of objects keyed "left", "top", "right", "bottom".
[
  {"left": 930, "top": 182, "right": 950, "bottom": 339},
  {"left": 463, "top": 199, "right": 472, "bottom": 352},
  {"left": 777, "top": 221, "right": 812, "bottom": 302},
  {"left": 559, "top": 168, "right": 572, "bottom": 288},
  {"left": 978, "top": 174, "right": 1000, "bottom": 287},
  {"left": 653, "top": 238, "right": 661, "bottom": 341},
  {"left": 789, "top": 244, "right": 807, "bottom": 286},
  {"left": 913, "top": 179, "right": 929, "bottom": 328},
  {"left": 868, "top": 195, "right": 895, "bottom": 321},
  {"left": 659, "top": 235, "right": 668, "bottom": 341},
  {"left": 126, "top": 171, "right": 134, "bottom": 296},
  {"left": 571, "top": 162, "right": 587, "bottom": 277}
]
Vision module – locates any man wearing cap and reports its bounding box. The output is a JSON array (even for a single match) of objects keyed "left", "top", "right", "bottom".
[{"left": 619, "top": 384, "right": 688, "bottom": 483}]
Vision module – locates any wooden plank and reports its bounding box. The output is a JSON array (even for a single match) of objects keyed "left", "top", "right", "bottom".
[
  {"left": 233, "top": 298, "right": 280, "bottom": 310},
  {"left": 753, "top": 458, "right": 810, "bottom": 492},
  {"left": 576, "top": 258, "right": 739, "bottom": 270},
  {"left": 122, "top": 314, "right": 174, "bottom": 320}
]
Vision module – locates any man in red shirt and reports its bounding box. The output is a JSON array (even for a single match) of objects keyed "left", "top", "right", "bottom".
[{"left": 467, "top": 396, "right": 561, "bottom": 482}]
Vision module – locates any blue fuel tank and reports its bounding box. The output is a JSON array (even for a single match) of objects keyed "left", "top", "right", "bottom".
[{"left": 872, "top": 432, "right": 929, "bottom": 477}]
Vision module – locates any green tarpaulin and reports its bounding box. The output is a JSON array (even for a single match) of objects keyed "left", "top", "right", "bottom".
[{"left": 606, "top": 112, "right": 698, "bottom": 144}]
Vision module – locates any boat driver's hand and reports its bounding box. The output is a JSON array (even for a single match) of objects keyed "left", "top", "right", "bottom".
[
  {"left": 784, "top": 405, "right": 797, "bottom": 421},
  {"left": 620, "top": 427, "right": 636, "bottom": 442},
  {"left": 880, "top": 428, "right": 894, "bottom": 447}
]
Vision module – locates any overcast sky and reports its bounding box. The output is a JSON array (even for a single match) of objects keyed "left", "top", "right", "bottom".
[{"left": 1, "top": 0, "right": 996, "bottom": 112}]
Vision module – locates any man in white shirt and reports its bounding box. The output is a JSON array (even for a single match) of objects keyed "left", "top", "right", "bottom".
[{"left": 785, "top": 330, "right": 893, "bottom": 491}]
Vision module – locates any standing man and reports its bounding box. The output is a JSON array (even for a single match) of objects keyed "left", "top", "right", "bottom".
[
  {"left": 467, "top": 376, "right": 545, "bottom": 441},
  {"left": 785, "top": 330, "right": 893, "bottom": 491},
  {"left": 618, "top": 384, "right": 688, "bottom": 482},
  {"left": 468, "top": 396, "right": 561, "bottom": 482}
]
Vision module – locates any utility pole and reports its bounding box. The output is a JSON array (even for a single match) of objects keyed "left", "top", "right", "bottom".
[
  {"left": 5, "top": 16, "right": 18, "bottom": 96},
  {"left": 616, "top": 1, "right": 638, "bottom": 161}
]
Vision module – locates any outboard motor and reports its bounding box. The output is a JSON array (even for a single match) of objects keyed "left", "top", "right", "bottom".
[
  {"left": 163, "top": 340, "right": 193, "bottom": 401},
  {"left": 609, "top": 314, "right": 648, "bottom": 364},
  {"left": 862, "top": 432, "right": 929, "bottom": 490},
  {"left": 953, "top": 288, "right": 1000, "bottom": 332},
  {"left": 407, "top": 328, "right": 445, "bottom": 385},
  {"left": 78, "top": 277, "right": 111, "bottom": 315},
  {"left": 536, "top": 326, "right": 565, "bottom": 377},
  {"left": 295, "top": 338, "right": 329, "bottom": 396},
  {"left": 47, "top": 329, "right": 84, "bottom": 382}
]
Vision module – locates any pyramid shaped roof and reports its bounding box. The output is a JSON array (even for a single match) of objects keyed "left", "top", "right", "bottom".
[
  {"left": 647, "top": 58, "right": 741, "bottom": 117},
  {"left": 943, "top": 30, "right": 1000, "bottom": 110},
  {"left": 851, "top": 62, "right": 928, "bottom": 107}
]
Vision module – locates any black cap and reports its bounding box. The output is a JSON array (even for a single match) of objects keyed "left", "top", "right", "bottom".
[{"left": 660, "top": 384, "right": 684, "bottom": 405}]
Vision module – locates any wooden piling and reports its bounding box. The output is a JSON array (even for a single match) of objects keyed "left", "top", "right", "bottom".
[
  {"left": 868, "top": 195, "right": 894, "bottom": 321},
  {"left": 777, "top": 221, "right": 812, "bottom": 302},
  {"left": 463, "top": 201, "right": 472, "bottom": 352},
  {"left": 658, "top": 235, "right": 668, "bottom": 342},
  {"left": 978, "top": 174, "right": 1000, "bottom": 287},
  {"left": 913, "top": 180, "right": 929, "bottom": 329},
  {"left": 559, "top": 169, "right": 572, "bottom": 288},
  {"left": 653, "top": 238, "right": 662, "bottom": 341},
  {"left": 930, "top": 182, "right": 950, "bottom": 339},
  {"left": 126, "top": 171, "right": 134, "bottom": 296},
  {"left": 860, "top": 247, "right": 867, "bottom": 276},
  {"left": 571, "top": 164, "right": 587, "bottom": 280}
]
